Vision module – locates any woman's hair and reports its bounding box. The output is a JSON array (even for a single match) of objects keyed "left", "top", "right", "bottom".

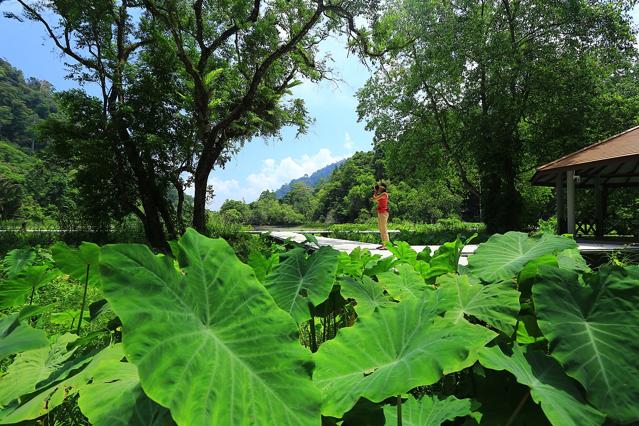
[{"left": 377, "top": 182, "right": 387, "bottom": 192}]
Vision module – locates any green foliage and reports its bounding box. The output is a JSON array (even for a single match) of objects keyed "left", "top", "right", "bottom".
[
  {"left": 264, "top": 247, "right": 339, "bottom": 323},
  {"left": 376, "top": 263, "right": 428, "bottom": 300},
  {"left": 479, "top": 345, "right": 605, "bottom": 426},
  {"left": 2, "top": 248, "right": 35, "bottom": 278},
  {"left": 52, "top": 242, "right": 101, "bottom": 287},
  {"left": 313, "top": 297, "right": 496, "bottom": 418},
  {"left": 0, "top": 313, "right": 48, "bottom": 361},
  {"left": 0, "top": 265, "right": 59, "bottom": 308},
  {"left": 1, "top": 229, "right": 638, "bottom": 425},
  {"left": 337, "top": 276, "right": 393, "bottom": 317},
  {"left": 436, "top": 274, "right": 520, "bottom": 335},
  {"left": 0, "top": 59, "right": 56, "bottom": 150},
  {"left": 328, "top": 219, "right": 487, "bottom": 245},
  {"left": 77, "top": 344, "right": 173, "bottom": 426},
  {"left": 469, "top": 231, "right": 577, "bottom": 282},
  {"left": 356, "top": 0, "right": 639, "bottom": 231},
  {"left": 533, "top": 266, "right": 639, "bottom": 423},
  {"left": 382, "top": 395, "right": 478, "bottom": 426},
  {"left": 100, "top": 229, "right": 321, "bottom": 425}
]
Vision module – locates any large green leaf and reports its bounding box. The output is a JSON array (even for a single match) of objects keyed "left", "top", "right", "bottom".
[
  {"left": 479, "top": 345, "right": 605, "bottom": 426},
  {"left": 533, "top": 266, "right": 639, "bottom": 423},
  {"left": 313, "top": 298, "right": 496, "bottom": 418},
  {"left": 468, "top": 232, "right": 576, "bottom": 282},
  {"left": 376, "top": 263, "right": 429, "bottom": 300},
  {"left": 52, "top": 241, "right": 101, "bottom": 286},
  {"left": 0, "top": 313, "right": 48, "bottom": 361},
  {"left": 78, "top": 345, "right": 174, "bottom": 426},
  {"left": 0, "top": 333, "right": 78, "bottom": 408},
  {"left": 264, "top": 246, "right": 339, "bottom": 323},
  {"left": 387, "top": 241, "right": 417, "bottom": 265},
  {"left": 424, "top": 235, "right": 467, "bottom": 280},
  {"left": 338, "top": 276, "right": 394, "bottom": 316},
  {"left": 2, "top": 249, "right": 35, "bottom": 279},
  {"left": 338, "top": 248, "right": 381, "bottom": 278},
  {"left": 0, "top": 337, "right": 102, "bottom": 424},
  {"left": 100, "top": 229, "right": 321, "bottom": 426},
  {"left": 436, "top": 274, "right": 520, "bottom": 335},
  {"left": 0, "top": 266, "right": 59, "bottom": 308},
  {"left": 383, "top": 395, "right": 478, "bottom": 426}
]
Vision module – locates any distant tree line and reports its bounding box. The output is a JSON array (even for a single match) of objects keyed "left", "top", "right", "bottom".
[{"left": 219, "top": 151, "right": 471, "bottom": 226}]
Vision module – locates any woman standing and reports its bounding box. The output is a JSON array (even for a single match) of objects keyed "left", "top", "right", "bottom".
[{"left": 372, "top": 182, "right": 390, "bottom": 249}]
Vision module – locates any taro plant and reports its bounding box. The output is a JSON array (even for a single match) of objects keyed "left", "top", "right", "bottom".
[
  {"left": 51, "top": 242, "right": 101, "bottom": 334},
  {"left": 0, "top": 230, "right": 637, "bottom": 425}
]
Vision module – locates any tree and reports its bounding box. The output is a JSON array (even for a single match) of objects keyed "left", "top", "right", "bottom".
[
  {"left": 281, "top": 182, "right": 316, "bottom": 219},
  {"left": 141, "top": 0, "right": 370, "bottom": 232},
  {"left": 11, "top": 0, "right": 195, "bottom": 250},
  {"left": 355, "top": 0, "right": 639, "bottom": 232},
  {"left": 314, "top": 151, "right": 376, "bottom": 223},
  {"left": 220, "top": 199, "right": 251, "bottom": 222}
]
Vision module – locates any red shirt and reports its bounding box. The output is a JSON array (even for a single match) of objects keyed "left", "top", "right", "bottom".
[{"left": 376, "top": 193, "right": 389, "bottom": 213}]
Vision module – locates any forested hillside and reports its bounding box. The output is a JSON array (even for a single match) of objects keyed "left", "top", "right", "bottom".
[
  {"left": 275, "top": 159, "right": 345, "bottom": 198},
  {"left": 0, "top": 58, "right": 56, "bottom": 151},
  {"left": 0, "top": 60, "right": 78, "bottom": 226}
]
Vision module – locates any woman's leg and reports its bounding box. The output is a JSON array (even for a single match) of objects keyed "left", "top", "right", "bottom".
[
  {"left": 380, "top": 212, "right": 390, "bottom": 243},
  {"left": 376, "top": 212, "right": 385, "bottom": 248}
]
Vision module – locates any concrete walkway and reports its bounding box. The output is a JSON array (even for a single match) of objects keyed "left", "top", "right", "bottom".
[
  {"left": 265, "top": 231, "right": 639, "bottom": 266},
  {"left": 267, "top": 231, "right": 477, "bottom": 265}
]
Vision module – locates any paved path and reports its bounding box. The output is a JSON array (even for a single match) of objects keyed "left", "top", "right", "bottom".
[
  {"left": 265, "top": 231, "right": 639, "bottom": 266},
  {"left": 267, "top": 231, "right": 477, "bottom": 265}
]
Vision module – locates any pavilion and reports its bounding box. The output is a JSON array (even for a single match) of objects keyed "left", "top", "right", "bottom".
[{"left": 531, "top": 125, "right": 639, "bottom": 238}]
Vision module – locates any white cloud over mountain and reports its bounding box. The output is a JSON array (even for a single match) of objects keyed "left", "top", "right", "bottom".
[{"left": 199, "top": 148, "right": 346, "bottom": 210}]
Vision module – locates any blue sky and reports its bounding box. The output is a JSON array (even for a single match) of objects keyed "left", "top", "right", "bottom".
[
  {"left": 1, "top": 2, "right": 637, "bottom": 209},
  {"left": 0, "top": 1, "right": 373, "bottom": 210}
]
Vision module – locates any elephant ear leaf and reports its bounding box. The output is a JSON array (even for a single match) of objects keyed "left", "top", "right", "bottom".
[
  {"left": 3, "top": 248, "right": 35, "bottom": 278},
  {"left": 533, "top": 266, "right": 639, "bottom": 423},
  {"left": 0, "top": 313, "right": 48, "bottom": 361},
  {"left": 338, "top": 275, "right": 394, "bottom": 317},
  {"left": 0, "top": 333, "right": 103, "bottom": 424},
  {"left": 264, "top": 246, "right": 339, "bottom": 323},
  {"left": 468, "top": 232, "right": 576, "bottom": 282},
  {"left": 376, "top": 263, "right": 429, "bottom": 301},
  {"left": 78, "top": 344, "right": 174, "bottom": 426},
  {"left": 0, "top": 265, "right": 59, "bottom": 308},
  {"left": 383, "top": 395, "right": 479, "bottom": 426},
  {"left": 313, "top": 299, "right": 495, "bottom": 418},
  {"left": 99, "top": 229, "right": 321, "bottom": 426},
  {"left": 436, "top": 274, "right": 520, "bottom": 335},
  {"left": 479, "top": 344, "right": 605, "bottom": 426},
  {"left": 387, "top": 241, "right": 417, "bottom": 265},
  {"left": 52, "top": 241, "right": 101, "bottom": 286},
  {"left": 0, "top": 333, "right": 78, "bottom": 407}
]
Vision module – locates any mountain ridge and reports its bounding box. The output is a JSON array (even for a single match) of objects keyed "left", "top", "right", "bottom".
[{"left": 275, "top": 159, "right": 346, "bottom": 198}]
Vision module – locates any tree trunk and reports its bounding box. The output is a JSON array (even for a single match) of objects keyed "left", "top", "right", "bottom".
[
  {"left": 192, "top": 143, "right": 224, "bottom": 234},
  {"left": 192, "top": 162, "right": 210, "bottom": 234}
]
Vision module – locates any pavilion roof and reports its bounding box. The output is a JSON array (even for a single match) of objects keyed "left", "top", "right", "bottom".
[{"left": 532, "top": 125, "right": 639, "bottom": 187}]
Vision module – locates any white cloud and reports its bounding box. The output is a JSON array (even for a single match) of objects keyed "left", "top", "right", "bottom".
[
  {"left": 206, "top": 148, "right": 346, "bottom": 209},
  {"left": 344, "top": 132, "right": 354, "bottom": 150}
]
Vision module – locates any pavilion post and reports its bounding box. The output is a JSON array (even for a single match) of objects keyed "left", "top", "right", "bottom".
[
  {"left": 556, "top": 174, "right": 566, "bottom": 234},
  {"left": 595, "top": 176, "right": 604, "bottom": 239},
  {"left": 566, "top": 170, "right": 576, "bottom": 235}
]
